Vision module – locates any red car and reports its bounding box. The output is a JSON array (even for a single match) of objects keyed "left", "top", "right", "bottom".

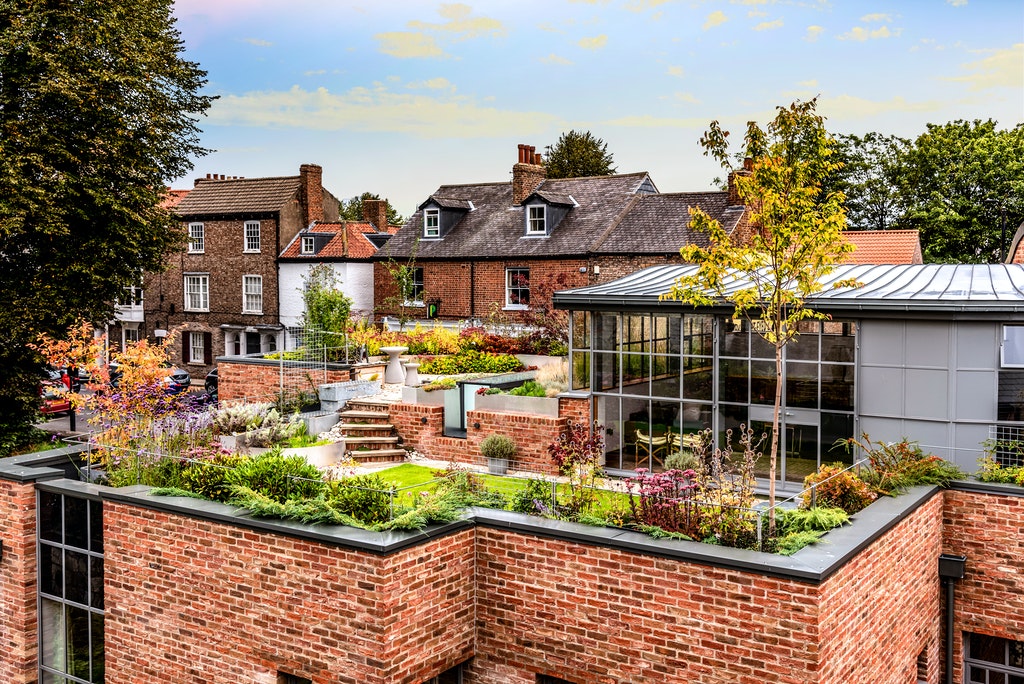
[{"left": 40, "top": 381, "right": 71, "bottom": 416}]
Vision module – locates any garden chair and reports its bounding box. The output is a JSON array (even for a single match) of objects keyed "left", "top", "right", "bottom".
[{"left": 635, "top": 428, "right": 670, "bottom": 469}]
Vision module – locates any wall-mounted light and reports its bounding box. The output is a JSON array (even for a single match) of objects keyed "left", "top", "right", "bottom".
[
  {"left": 420, "top": 417, "right": 428, "bottom": 424},
  {"left": 579, "top": 267, "right": 587, "bottom": 273},
  {"left": 473, "top": 422, "right": 481, "bottom": 429}
]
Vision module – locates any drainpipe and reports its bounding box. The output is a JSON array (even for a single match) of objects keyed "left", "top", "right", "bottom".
[
  {"left": 938, "top": 554, "right": 967, "bottom": 684},
  {"left": 470, "top": 262, "right": 476, "bottom": 320}
]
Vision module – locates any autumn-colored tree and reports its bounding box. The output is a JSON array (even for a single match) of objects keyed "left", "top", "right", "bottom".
[{"left": 663, "top": 99, "right": 854, "bottom": 528}]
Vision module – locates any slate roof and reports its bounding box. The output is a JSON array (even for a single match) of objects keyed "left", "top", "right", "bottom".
[
  {"left": 174, "top": 176, "right": 302, "bottom": 216},
  {"left": 379, "top": 173, "right": 746, "bottom": 261},
  {"left": 280, "top": 221, "right": 388, "bottom": 260},
  {"left": 840, "top": 230, "right": 923, "bottom": 264},
  {"left": 553, "top": 263, "right": 1024, "bottom": 317}
]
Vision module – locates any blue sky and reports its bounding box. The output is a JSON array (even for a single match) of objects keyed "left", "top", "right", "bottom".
[{"left": 170, "top": 0, "right": 1023, "bottom": 218}]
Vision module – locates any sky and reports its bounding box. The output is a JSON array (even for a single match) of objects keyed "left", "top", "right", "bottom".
[{"left": 169, "top": 0, "right": 1024, "bottom": 219}]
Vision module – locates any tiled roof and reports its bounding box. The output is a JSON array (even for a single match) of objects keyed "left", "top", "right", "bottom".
[
  {"left": 174, "top": 176, "right": 302, "bottom": 216},
  {"left": 594, "top": 192, "right": 745, "bottom": 254},
  {"left": 161, "top": 189, "right": 190, "bottom": 210},
  {"left": 381, "top": 173, "right": 741, "bottom": 260},
  {"left": 279, "top": 221, "right": 389, "bottom": 260},
  {"left": 840, "top": 230, "right": 923, "bottom": 264}
]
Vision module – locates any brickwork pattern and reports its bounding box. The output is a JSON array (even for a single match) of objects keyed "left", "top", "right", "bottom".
[
  {"left": 218, "top": 359, "right": 351, "bottom": 402},
  {"left": 0, "top": 480, "right": 40, "bottom": 684},
  {"left": 818, "top": 493, "right": 944, "bottom": 684},
  {"left": 103, "top": 502, "right": 476, "bottom": 684},
  {"left": 943, "top": 489, "right": 1024, "bottom": 683}
]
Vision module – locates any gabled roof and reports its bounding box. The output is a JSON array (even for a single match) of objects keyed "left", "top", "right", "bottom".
[
  {"left": 161, "top": 189, "right": 190, "bottom": 210},
  {"left": 381, "top": 172, "right": 741, "bottom": 261},
  {"left": 840, "top": 230, "right": 923, "bottom": 264},
  {"left": 553, "top": 263, "right": 1024, "bottom": 317},
  {"left": 420, "top": 197, "right": 473, "bottom": 211},
  {"left": 175, "top": 176, "right": 302, "bottom": 216},
  {"left": 279, "top": 221, "right": 387, "bottom": 260}
]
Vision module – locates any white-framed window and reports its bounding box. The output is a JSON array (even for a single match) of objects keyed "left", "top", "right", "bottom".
[
  {"left": 506, "top": 268, "right": 530, "bottom": 308},
  {"left": 242, "top": 275, "right": 263, "bottom": 314},
  {"left": 244, "top": 221, "right": 261, "bottom": 252},
  {"left": 184, "top": 274, "right": 209, "bottom": 311},
  {"left": 188, "top": 223, "right": 205, "bottom": 253},
  {"left": 527, "top": 205, "right": 546, "bottom": 235},
  {"left": 424, "top": 208, "right": 440, "bottom": 238},
  {"left": 188, "top": 331, "right": 205, "bottom": 364},
  {"left": 301, "top": 235, "right": 315, "bottom": 254},
  {"left": 404, "top": 267, "right": 424, "bottom": 304},
  {"left": 123, "top": 326, "right": 140, "bottom": 345},
  {"left": 1003, "top": 325, "right": 1024, "bottom": 367}
]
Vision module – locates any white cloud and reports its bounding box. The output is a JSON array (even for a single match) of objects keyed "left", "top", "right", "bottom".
[
  {"left": 946, "top": 44, "right": 1024, "bottom": 91},
  {"left": 243, "top": 38, "right": 273, "bottom": 47},
  {"left": 754, "top": 19, "right": 783, "bottom": 31},
  {"left": 578, "top": 34, "right": 608, "bottom": 50},
  {"left": 667, "top": 65, "right": 685, "bottom": 78},
  {"left": 375, "top": 4, "right": 505, "bottom": 59},
  {"left": 804, "top": 25, "right": 824, "bottom": 42},
  {"left": 540, "top": 53, "right": 574, "bottom": 65},
  {"left": 375, "top": 32, "right": 446, "bottom": 59},
  {"left": 818, "top": 94, "right": 944, "bottom": 120},
  {"left": 860, "top": 13, "right": 892, "bottom": 23},
  {"left": 206, "top": 84, "right": 559, "bottom": 138},
  {"left": 798, "top": 79, "right": 818, "bottom": 88},
  {"left": 838, "top": 25, "right": 902, "bottom": 41},
  {"left": 406, "top": 77, "right": 456, "bottom": 93},
  {"left": 703, "top": 11, "right": 728, "bottom": 30},
  {"left": 947, "top": 0, "right": 967, "bottom": 6}
]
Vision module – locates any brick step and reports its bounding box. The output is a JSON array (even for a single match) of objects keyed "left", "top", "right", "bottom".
[
  {"left": 344, "top": 435, "right": 401, "bottom": 450},
  {"left": 346, "top": 448, "right": 407, "bottom": 464},
  {"left": 345, "top": 398, "right": 394, "bottom": 414},
  {"left": 337, "top": 423, "right": 395, "bottom": 437},
  {"left": 338, "top": 410, "right": 392, "bottom": 425}
]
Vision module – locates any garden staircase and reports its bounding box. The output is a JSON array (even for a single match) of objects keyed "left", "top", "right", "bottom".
[{"left": 336, "top": 398, "right": 406, "bottom": 464}]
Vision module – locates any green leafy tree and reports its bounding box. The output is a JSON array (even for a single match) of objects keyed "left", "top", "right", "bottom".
[
  {"left": 300, "top": 264, "right": 353, "bottom": 336},
  {"left": 827, "top": 132, "right": 910, "bottom": 232},
  {"left": 0, "top": 0, "right": 212, "bottom": 451},
  {"left": 339, "top": 192, "right": 405, "bottom": 226},
  {"left": 543, "top": 130, "right": 617, "bottom": 179},
  {"left": 898, "top": 120, "right": 1024, "bottom": 263},
  {"left": 663, "top": 99, "right": 854, "bottom": 528}
]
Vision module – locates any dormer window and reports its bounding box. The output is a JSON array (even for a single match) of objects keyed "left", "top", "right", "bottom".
[
  {"left": 301, "top": 235, "right": 315, "bottom": 255},
  {"left": 424, "top": 208, "right": 440, "bottom": 238},
  {"left": 527, "top": 205, "right": 546, "bottom": 235}
]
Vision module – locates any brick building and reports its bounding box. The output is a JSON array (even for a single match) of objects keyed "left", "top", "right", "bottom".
[
  {"left": 1, "top": 445, "right": 1023, "bottom": 683},
  {"left": 373, "top": 145, "right": 753, "bottom": 325},
  {"left": 143, "top": 164, "right": 341, "bottom": 379}
]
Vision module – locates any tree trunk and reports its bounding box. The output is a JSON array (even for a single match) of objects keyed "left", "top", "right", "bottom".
[{"left": 769, "top": 340, "right": 782, "bottom": 535}]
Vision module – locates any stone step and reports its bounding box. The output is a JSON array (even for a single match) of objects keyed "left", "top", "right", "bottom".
[
  {"left": 345, "top": 398, "right": 394, "bottom": 413},
  {"left": 344, "top": 435, "right": 401, "bottom": 450},
  {"left": 337, "top": 423, "right": 395, "bottom": 437},
  {"left": 346, "top": 448, "right": 407, "bottom": 464},
  {"left": 338, "top": 410, "right": 392, "bottom": 425}
]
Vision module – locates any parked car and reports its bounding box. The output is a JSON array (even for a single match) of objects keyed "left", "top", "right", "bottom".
[
  {"left": 39, "top": 381, "right": 71, "bottom": 416},
  {"left": 205, "top": 368, "right": 218, "bottom": 400},
  {"left": 106, "top": 362, "right": 191, "bottom": 394}
]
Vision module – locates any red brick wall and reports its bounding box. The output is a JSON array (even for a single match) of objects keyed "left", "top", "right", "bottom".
[
  {"left": 103, "top": 502, "right": 475, "bottom": 684},
  {"left": 0, "top": 480, "right": 39, "bottom": 684},
  {"left": 943, "top": 489, "right": 1024, "bottom": 684},
  {"left": 469, "top": 528, "right": 822, "bottom": 684},
  {"left": 818, "top": 492, "right": 944, "bottom": 684},
  {"left": 217, "top": 359, "right": 352, "bottom": 402},
  {"left": 559, "top": 395, "right": 591, "bottom": 426}
]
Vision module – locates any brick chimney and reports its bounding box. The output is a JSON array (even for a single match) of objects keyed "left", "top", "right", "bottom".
[
  {"left": 299, "top": 163, "right": 324, "bottom": 226},
  {"left": 727, "top": 157, "right": 753, "bottom": 206},
  {"left": 512, "top": 144, "right": 546, "bottom": 205},
  {"left": 362, "top": 198, "right": 388, "bottom": 231}
]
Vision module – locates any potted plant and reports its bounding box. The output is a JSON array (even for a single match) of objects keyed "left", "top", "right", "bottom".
[{"left": 480, "top": 433, "right": 517, "bottom": 475}]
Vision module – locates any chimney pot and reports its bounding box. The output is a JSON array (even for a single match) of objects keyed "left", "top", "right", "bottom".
[{"left": 512, "top": 143, "right": 547, "bottom": 205}]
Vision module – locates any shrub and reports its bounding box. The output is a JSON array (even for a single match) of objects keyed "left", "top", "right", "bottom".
[
  {"left": 480, "top": 434, "right": 517, "bottom": 461},
  {"left": 777, "top": 506, "right": 850, "bottom": 535},
  {"left": 226, "top": 449, "right": 324, "bottom": 502},
  {"left": 323, "top": 473, "right": 392, "bottom": 525},
  {"left": 509, "top": 478, "right": 551, "bottom": 514},
  {"left": 213, "top": 402, "right": 273, "bottom": 435},
  {"left": 976, "top": 455, "right": 1024, "bottom": 485},
  {"left": 418, "top": 349, "right": 524, "bottom": 375},
  {"left": 801, "top": 463, "right": 877, "bottom": 514},
  {"left": 844, "top": 435, "right": 965, "bottom": 494},
  {"left": 508, "top": 380, "right": 546, "bottom": 397},
  {"left": 548, "top": 420, "right": 604, "bottom": 517},
  {"left": 625, "top": 468, "right": 699, "bottom": 536},
  {"left": 180, "top": 449, "right": 245, "bottom": 502},
  {"left": 535, "top": 360, "right": 569, "bottom": 396}
]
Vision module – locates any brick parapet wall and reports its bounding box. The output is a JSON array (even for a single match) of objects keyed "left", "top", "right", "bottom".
[
  {"left": 818, "top": 492, "right": 944, "bottom": 684},
  {"left": 943, "top": 487, "right": 1024, "bottom": 684},
  {"left": 0, "top": 480, "right": 41, "bottom": 684},
  {"left": 103, "top": 501, "right": 476, "bottom": 684},
  {"left": 217, "top": 359, "right": 352, "bottom": 402}
]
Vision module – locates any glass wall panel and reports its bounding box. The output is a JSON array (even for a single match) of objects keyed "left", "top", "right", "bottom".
[
  {"left": 719, "top": 358, "right": 749, "bottom": 403},
  {"left": 572, "top": 311, "right": 591, "bottom": 349},
  {"left": 666, "top": 316, "right": 682, "bottom": 355},
  {"left": 63, "top": 551, "right": 89, "bottom": 605},
  {"left": 750, "top": 360, "right": 777, "bottom": 405},
  {"left": 621, "top": 353, "right": 650, "bottom": 395},
  {"left": 788, "top": 320, "right": 820, "bottom": 361},
  {"left": 786, "top": 362, "right": 819, "bottom": 409},
  {"left": 622, "top": 397, "right": 652, "bottom": 471},
  {"left": 594, "top": 313, "right": 619, "bottom": 351},
  {"left": 622, "top": 314, "right": 649, "bottom": 353},
  {"left": 683, "top": 314, "right": 714, "bottom": 356},
  {"left": 89, "top": 501, "right": 102, "bottom": 552},
  {"left": 40, "top": 491, "right": 62, "bottom": 543},
  {"left": 821, "top": 363, "right": 855, "bottom": 411},
  {"left": 821, "top": 413, "right": 855, "bottom": 465},
  {"left": 651, "top": 355, "right": 680, "bottom": 399},
  {"left": 718, "top": 404, "right": 748, "bottom": 454},
  {"left": 64, "top": 497, "right": 88, "bottom": 550},
  {"left": 594, "top": 353, "right": 619, "bottom": 392},
  {"left": 822, "top": 320, "right": 856, "bottom": 362},
  {"left": 66, "top": 605, "right": 91, "bottom": 681},
  {"left": 750, "top": 329, "right": 774, "bottom": 359},
  {"left": 720, "top": 317, "right": 749, "bottom": 358},
  {"left": 571, "top": 351, "right": 591, "bottom": 391},
  {"left": 90, "top": 612, "right": 104, "bottom": 682},
  {"left": 40, "top": 599, "right": 64, "bottom": 670},
  {"left": 652, "top": 315, "right": 675, "bottom": 355},
  {"left": 680, "top": 402, "right": 712, "bottom": 433},
  {"left": 683, "top": 356, "right": 713, "bottom": 401}
]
